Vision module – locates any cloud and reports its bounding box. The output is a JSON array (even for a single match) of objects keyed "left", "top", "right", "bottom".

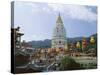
[
  {"left": 42, "top": 7, "right": 51, "bottom": 13},
  {"left": 18, "top": 2, "right": 97, "bottom": 22},
  {"left": 47, "top": 4, "right": 97, "bottom": 22}
]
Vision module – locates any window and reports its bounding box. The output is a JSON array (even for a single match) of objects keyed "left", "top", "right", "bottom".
[
  {"left": 59, "top": 35, "right": 61, "bottom": 37},
  {"left": 59, "top": 41, "right": 61, "bottom": 44}
]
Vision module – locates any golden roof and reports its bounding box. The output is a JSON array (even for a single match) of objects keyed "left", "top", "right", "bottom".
[{"left": 56, "top": 13, "right": 63, "bottom": 23}]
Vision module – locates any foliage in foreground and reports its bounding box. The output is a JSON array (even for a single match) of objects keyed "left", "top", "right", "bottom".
[{"left": 59, "top": 56, "right": 84, "bottom": 70}]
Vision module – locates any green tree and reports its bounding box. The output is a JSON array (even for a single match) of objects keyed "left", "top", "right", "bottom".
[{"left": 60, "top": 56, "right": 83, "bottom": 70}]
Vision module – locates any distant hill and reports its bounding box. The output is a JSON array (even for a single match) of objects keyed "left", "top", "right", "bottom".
[
  {"left": 27, "top": 39, "right": 51, "bottom": 48},
  {"left": 68, "top": 33, "right": 97, "bottom": 43},
  {"left": 27, "top": 33, "right": 97, "bottom": 48}
]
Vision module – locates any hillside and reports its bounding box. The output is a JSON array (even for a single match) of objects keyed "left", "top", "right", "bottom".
[{"left": 27, "top": 33, "right": 97, "bottom": 48}]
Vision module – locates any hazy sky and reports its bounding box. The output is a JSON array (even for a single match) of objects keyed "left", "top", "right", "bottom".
[{"left": 14, "top": 1, "right": 97, "bottom": 42}]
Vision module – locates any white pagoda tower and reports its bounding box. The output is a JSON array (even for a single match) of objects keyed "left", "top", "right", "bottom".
[{"left": 52, "top": 13, "right": 67, "bottom": 49}]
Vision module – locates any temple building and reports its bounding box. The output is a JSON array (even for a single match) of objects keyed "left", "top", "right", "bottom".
[
  {"left": 52, "top": 13, "right": 67, "bottom": 49},
  {"left": 11, "top": 27, "right": 24, "bottom": 52}
]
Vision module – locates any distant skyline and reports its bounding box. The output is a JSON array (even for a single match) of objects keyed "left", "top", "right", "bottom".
[{"left": 14, "top": 1, "right": 97, "bottom": 42}]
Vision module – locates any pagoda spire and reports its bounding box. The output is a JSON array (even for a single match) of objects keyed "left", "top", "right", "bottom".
[
  {"left": 56, "top": 13, "right": 63, "bottom": 23},
  {"left": 52, "top": 12, "right": 67, "bottom": 49}
]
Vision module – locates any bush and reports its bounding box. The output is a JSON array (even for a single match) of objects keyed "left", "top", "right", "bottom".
[{"left": 59, "top": 56, "right": 83, "bottom": 70}]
